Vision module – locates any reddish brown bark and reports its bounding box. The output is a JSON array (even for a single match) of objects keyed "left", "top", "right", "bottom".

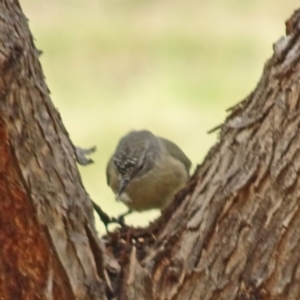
[
  {"left": 0, "top": 1, "right": 106, "bottom": 299},
  {"left": 1, "top": 1, "right": 300, "bottom": 300}
]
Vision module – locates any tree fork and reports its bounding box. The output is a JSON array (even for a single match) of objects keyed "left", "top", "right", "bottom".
[
  {"left": 102, "top": 8, "right": 300, "bottom": 299},
  {"left": 1, "top": 1, "right": 300, "bottom": 299}
]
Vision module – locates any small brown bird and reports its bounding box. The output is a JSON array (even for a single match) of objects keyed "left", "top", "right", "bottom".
[{"left": 106, "top": 130, "right": 191, "bottom": 215}]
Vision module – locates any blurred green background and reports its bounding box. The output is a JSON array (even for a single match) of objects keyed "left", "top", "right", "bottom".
[{"left": 22, "top": 0, "right": 299, "bottom": 232}]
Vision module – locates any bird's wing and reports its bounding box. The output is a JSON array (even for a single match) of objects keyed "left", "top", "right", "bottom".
[
  {"left": 106, "top": 156, "right": 114, "bottom": 185},
  {"left": 158, "top": 137, "right": 191, "bottom": 174}
]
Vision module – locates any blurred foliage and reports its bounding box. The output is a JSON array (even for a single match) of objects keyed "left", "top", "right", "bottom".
[{"left": 22, "top": 0, "right": 299, "bottom": 232}]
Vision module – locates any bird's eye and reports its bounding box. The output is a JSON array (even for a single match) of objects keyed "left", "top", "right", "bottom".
[
  {"left": 136, "top": 163, "right": 144, "bottom": 171},
  {"left": 131, "top": 162, "right": 144, "bottom": 179}
]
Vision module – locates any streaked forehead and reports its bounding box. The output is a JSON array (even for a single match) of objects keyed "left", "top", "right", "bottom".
[
  {"left": 113, "top": 140, "right": 138, "bottom": 170},
  {"left": 113, "top": 130, "right": 156, "bottom": 174},
  {"left": 113, "top": 155, "right": 137, "bottom": 167}
]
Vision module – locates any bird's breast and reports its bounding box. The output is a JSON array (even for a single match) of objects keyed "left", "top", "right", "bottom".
[{"left": 121, "top": 156, "right": 188, "bottom": 211}]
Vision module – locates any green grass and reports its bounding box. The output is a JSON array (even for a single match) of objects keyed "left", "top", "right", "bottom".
[{"left": 21, "top": 0, "right": 299, "bottom": 232}]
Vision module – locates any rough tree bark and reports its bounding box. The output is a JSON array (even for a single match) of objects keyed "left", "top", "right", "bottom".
[
  {"left": 0, "top": 1, "right": 106, "bottom": 299},
  {"left": 1, "top": 0, "right": 300, "bottom": 299}
]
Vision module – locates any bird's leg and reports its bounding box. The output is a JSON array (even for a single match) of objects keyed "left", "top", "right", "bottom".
[
  {"left": 91, "top": 200, "right": 113, "bottom": 232},
  {"left": 92, "top": 200, "right": 133, "bottom": 230},
  {"left": 112, "top": 209, "right": 133, "bottom": 226}
]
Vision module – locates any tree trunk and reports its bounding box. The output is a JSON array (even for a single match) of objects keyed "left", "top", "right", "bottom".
[
  {"left": 0, "top": 1, "right": 106, "bottom": 299},
  {"left": 1, "top": 1, "right": 300, "bottom": 299}
]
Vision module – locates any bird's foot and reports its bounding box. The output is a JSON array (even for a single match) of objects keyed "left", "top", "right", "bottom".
[{"left": 111, "top": 210, "right": 133, "bottom": 227}]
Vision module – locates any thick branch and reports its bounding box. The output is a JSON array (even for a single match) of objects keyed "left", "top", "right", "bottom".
[
  {"left": 105, "top": 8, "right": 300, "bottom": 300},
  {"left": 2, "top": 1, "right": 300, "bottom": 300},
  {"left": 0, "top": 1, "right": 108, "bottom": 299}
]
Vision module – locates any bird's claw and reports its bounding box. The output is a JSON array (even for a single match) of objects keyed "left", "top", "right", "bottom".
[{"left": 112, "top": 215, "right": 126, "bottom": 227}]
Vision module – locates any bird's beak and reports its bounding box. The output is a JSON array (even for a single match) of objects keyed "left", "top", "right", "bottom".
[{"left": 118, "top": 177, "right": 129, "bottom": 196}]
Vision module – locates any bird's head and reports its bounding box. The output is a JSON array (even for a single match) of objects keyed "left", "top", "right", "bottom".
[{"left": 113, "top": 130, "right": 159, "bottom": 196}]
